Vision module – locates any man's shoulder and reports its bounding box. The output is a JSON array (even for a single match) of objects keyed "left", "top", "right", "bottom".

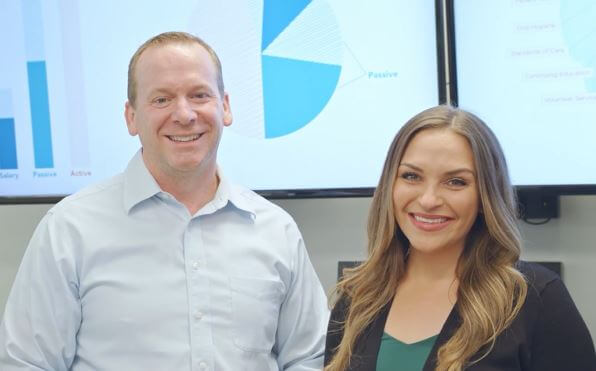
[
  {"left": 28, "top": 173, "right": 127, "bottom": 251},
  {"left": 50, "top": 173, "right": 125, "bottom": 215},
  {"left": 228, "top": 183, "right": 296, "bottom": 223}
]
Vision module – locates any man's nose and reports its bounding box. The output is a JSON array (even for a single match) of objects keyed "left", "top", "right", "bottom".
[{"left": 171, "top": 98, "right": 197, "bottom": 125}]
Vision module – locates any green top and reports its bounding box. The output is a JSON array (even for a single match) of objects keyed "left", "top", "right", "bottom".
[{"left": 376, "top": 332, "right": 438, "bottom": 371}]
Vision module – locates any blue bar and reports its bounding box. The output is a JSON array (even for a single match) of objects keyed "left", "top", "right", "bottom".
[
  {"left": 27, "top": 61, "right": 54, "bottom": 168},
  {"left": 0, "top": 118, "right": 18, "bottom": 169}
]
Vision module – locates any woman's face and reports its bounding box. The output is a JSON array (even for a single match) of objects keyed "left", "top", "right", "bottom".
[{"left": 392, "top": 128, "right": 479, "bottom": 257}]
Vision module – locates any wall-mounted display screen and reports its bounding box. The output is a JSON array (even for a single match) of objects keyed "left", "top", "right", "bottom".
[
  {"left": 0, "top": 0, "right": 441, "bottom": 201},
  {"left": 453, "top": 0, "right": 596, "bottom": 190}
]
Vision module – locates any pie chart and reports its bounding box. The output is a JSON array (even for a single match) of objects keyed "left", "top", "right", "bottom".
[
  {"left": 560, "top": 0, "right": 596, "bottom": 92},
  {"left": 190, "top": 0, "right": 342, "bottom": 140},
  {"left": 260, "top": 0, "right": 342, "bottom": 138}
]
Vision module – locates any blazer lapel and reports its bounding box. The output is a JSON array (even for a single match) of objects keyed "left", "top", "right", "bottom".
[
  {"left": 349, "top": 297, "right": 394, "bottom": 370},
  {"left": 423, "top": 306, "right": 461, "bottom": 370},
  {"left": 350, "top": 298, "right": 460, "bottom": 371}
]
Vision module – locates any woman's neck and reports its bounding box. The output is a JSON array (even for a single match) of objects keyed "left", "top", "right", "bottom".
[{"left": 404, "top": 245, "right": 462, "bottom": 285}]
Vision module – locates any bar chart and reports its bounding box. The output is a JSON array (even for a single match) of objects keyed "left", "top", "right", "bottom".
[
  {"left": 0, "top": 0, "right": 98, "bottom": 197},
  {"left": 24, "top": 0, "right": 54, "bottom": 169},
  {"left": 0, "top": 91, "right": 18, "bottom": 170}
]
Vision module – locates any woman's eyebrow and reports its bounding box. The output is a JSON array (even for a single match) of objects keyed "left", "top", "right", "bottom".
[{"left": 445, "top": 168, "right": 475, "bottom": 176}]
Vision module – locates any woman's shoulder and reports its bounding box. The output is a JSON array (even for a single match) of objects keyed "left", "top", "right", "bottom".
[
  {"left": 516, "top": 260, "right": 561, "bottom": 292},
  {"left": 514, "top": 260, "right": 587, "bottom": 336},
  {"left": 325, "top": 293, "right": 352, "bottom": 365},
  {"left": 329, "top": 293, "right": 351, "bottom": 321},
  {"left": 513, "top": 262, "right": 596, "bottom": 368}
]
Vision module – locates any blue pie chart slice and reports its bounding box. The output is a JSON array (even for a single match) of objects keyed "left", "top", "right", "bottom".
[
  {"left": 262, "top": 0, "right": 311, "bottom": 51},
  {"left": 261, "top": 0, "right": 342, "bottom": 138},
  {"left": 262, "top": 56, "right": 341, "bottom": 139}
]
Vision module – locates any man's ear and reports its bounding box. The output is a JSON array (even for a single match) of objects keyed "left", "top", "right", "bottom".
[
  {"left": 124, "top": 101, "right": 138, "bottom": 136},
  {"left": 222, "top": 93, "right": 233, "bottom": 127}
]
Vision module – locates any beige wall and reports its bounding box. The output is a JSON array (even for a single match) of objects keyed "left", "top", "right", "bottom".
[
  {"left": 1, "top": 196, "right": 595, "bottom": 340},
  {"left": 273, "top": 195, "right": 596, "bottom": 339}
]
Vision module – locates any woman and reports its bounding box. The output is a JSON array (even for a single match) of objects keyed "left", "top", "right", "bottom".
[{"left": 324, "top": 105, "right": 595, "bottom": 371}]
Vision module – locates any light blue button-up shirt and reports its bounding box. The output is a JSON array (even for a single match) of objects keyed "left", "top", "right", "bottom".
[{"left": 0, "top": 151, "right": 329, "bottom": 370}]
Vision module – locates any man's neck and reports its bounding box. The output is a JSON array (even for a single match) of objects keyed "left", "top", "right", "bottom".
[
  {"left": 162, "top": 172, "right": 219, "bottom": 215},
  {"left": 146, "top": 161, "right": 219, "bottom": 215}
]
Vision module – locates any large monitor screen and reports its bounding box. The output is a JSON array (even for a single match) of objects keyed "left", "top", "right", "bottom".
[
  {"left": 453, "top": 0, "right": 596, "bottom": 190},
  {"left": 0, "top": 0, "right": 441, "bottom": 201}
]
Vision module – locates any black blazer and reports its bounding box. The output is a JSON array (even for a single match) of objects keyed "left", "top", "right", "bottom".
[{"left": 325, "top": 262, "right": 596, "bottom": 370}]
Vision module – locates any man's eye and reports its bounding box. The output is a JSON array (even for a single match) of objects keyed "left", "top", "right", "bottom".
[
  {"left": 192, "top": 92, "right": 210, "bottom": 100},
  {"left": 152, "top": 97, "right": 170, "bottom": 106}
]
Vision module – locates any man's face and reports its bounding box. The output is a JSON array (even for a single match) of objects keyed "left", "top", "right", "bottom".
[{"left": 125, "top": 43, "right": 232, "bottom": 180}]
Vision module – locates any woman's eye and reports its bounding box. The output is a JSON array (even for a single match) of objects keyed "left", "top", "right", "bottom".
[
  {"left": 446, "top": 178, "right": 467, "bottom": 187},
  {"left": 400, "top": 172, "right": 419, "bottom": 181}
]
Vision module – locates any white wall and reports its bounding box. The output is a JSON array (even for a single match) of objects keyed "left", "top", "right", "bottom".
[{"left": 1, "top": 196, "right": 595, "bottom": 340}]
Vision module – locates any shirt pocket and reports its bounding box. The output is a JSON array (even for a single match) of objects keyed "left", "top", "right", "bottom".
[{"left": 230, "top": 276, "right": 285, "bottom": 353}]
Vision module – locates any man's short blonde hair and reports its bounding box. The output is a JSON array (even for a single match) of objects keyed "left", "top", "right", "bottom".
[{"left": 127, "top": 31, "right": 224, "bottom": 106}]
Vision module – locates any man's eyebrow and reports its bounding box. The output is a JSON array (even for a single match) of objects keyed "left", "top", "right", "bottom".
[
  {"left": 147, "top": 88, "right": 172, "bottom": 96},
  {"left": 149, "top": 84, "right": 213, "bottom": 94}
]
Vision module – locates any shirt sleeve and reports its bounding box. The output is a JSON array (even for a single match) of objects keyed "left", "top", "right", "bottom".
[
  {"left": 0, "top": 211, "right": 81, "bottom": 370},
  {"left": 529, "top": 277, "right": 596, "bottom": 371},
  {"left": 274, "top": 225, "right": 329, "bottom": 371}
]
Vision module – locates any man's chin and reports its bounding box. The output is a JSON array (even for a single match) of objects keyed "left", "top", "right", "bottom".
[{"left": 167, "top": 158, "right": 212, "bottom": 174}]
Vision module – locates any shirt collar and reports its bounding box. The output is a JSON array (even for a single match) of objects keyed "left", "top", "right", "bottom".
[
  {"left": 123, "top": 150, "right": 162, "bottom": 213},
  {"left": 209, "top": 169, "right": 257, "bottom": 220},
  {"left": 122, "top": 150, "right": 256, "bottom": 219}
]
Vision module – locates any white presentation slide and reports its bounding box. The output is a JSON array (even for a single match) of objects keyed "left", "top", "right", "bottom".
[
  {"left": 455, "top": 0, "right": 596, "bottom": 186},
  {"left": 0, "top": 0, "right": 439, "bottom": 199}
]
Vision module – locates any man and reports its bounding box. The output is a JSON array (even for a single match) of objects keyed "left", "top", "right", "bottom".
[{"left": 0, "top": 32, "right": 328, "bottom": 370}]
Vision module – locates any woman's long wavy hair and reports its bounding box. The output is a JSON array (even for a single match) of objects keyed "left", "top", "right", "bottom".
[{"left": 325, "top": 105, "right": 528, "bottom": 371}]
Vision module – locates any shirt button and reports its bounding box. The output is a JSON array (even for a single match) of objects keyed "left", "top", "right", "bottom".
[
  {"left": 192, "top": 261, "right": 199, "bottom": 270},
  {"left": 194, "top": 311, "right": 203, "bottom": 320},
  {"left": 199, "top": 361, "right": 208, "bottom": 370}
]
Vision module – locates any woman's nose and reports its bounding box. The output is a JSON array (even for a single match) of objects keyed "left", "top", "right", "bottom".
[{"left": 418, "top": 185, "right": 443, "bottom": 210}]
